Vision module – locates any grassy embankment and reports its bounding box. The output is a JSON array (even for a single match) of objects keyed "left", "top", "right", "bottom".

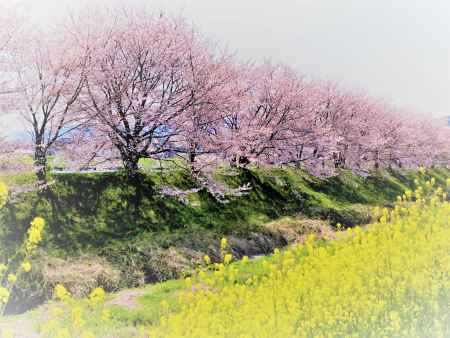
[
  {"left": 1, "top": 169, "right": 449, "bottom": 338},
  {"left": 0, "top": 161, "right": 449, "bottom": 316}
]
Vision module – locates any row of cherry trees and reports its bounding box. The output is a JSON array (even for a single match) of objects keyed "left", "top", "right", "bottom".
[{"left": 1, "top": 5, "right": 449, "bottom": 180}]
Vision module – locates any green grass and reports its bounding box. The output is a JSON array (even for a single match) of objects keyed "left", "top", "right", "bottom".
[
  {"left": 109, "top": 279, "right": 186, "bottom": 328},
  {"left": 0, "top": 172, "right": 36, "bottom": 187}
]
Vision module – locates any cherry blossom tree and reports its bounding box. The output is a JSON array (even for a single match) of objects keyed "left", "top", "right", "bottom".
[
  {"left": 217, "top": 62, "right": 316, "bottom": 168},
  {"left": 0, "top": 3, "right": 22, "bottom": 95},
  {"left": 275, "top": 81, "right": 334, "bottom": 172},
  {"left": 2, "top": 2, "right": 447, "bottom": 181},
  {"left": 172, "top": 45, "right": 240, "bottom": 174},
  {"left": 79, "top": 13, "right": 183, "bottom": 176},
  {"left": 401, "top": 118, "right": 450, "bottom": 168},
  {"left": 6, "top": 25, "right": 87, "bottom": 181},
  {"left": 73, "top": 8, "right": 236, "bottom": 178},
  {"left": 0, "top": 4, "right": 27, "bottom": 165}
]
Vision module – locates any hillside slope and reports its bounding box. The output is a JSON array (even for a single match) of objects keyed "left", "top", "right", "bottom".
[
  {"left": 1, "top": 173, "right": 449, "bottom": 338},
  {"left": 1, "top": 166, "right": 449, "bottom": 313}
]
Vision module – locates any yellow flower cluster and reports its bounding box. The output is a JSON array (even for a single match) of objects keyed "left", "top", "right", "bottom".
[
  {"left": 0, "top": 181, "right": 7, "bottom": 208},
  {"left": 149, "top": 182, "right": 450, "bottom": 338},
  {"left": 0, "top": 287, "right": 10, "bottom": 304},
  {"left": 0, "top": 182, "right": 37, "bottom": 316},
  {"left": 88, "top": 287, "right": 106, "bottom": 304},
  {"left": 220, "top": 238, "right": 228, "bottom": 251},
  {"left": 25, "top": 217, "right": 45, "bottom": 251},
  {"left": 54, "top": 284, "right": 71, "bottom": 301},
  {"left": 6, "top": 274, "right": 16, "bottom": 284},
  {"left": 21, "top": 261, "right": 32, "bottom": 273},
  {"left": 203, "top": 255, "right": 211, "bottom": 265}
]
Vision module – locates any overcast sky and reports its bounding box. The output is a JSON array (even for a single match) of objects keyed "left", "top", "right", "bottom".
[{"left": 2, "top": 0, "right": 449, "bottom": 136}]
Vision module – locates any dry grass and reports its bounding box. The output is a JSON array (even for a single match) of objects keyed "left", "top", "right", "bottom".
[
  {"left": 264, "top": 214, "right": 334, "bottom": 243},
  {"left": 38, "top": 255, "right": 123, "bottom": 297}
]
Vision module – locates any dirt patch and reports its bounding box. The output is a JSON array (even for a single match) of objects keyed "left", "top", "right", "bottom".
[{"left": 106, "top": 289, "right": 146, "bottom": 310}]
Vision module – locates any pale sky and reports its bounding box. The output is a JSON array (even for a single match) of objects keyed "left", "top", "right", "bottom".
[{"left": 2, "top": 0, "right": 449, "bottom": 136}]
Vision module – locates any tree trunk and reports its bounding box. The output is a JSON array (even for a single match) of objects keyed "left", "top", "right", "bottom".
[
  {"left": 187, "top": 143, "right": 199, "bottom": 174},
  {"left": 123, "top": 155, "right": 140, "bottom": 179},
  {"left": 295, "top": 145, "right": 304, "bottom": 168},
  {"left": 238, "top": 155, "right": 250, "bottom": 167},
  {"left": 374, "top": 150, "right": 380, "bottom": 170},
  {"left": 189, "top": 151, "right": 196, "bottom": 164},
  {"left": 34, "top": 144, "right": 47, "bottom": 182}
]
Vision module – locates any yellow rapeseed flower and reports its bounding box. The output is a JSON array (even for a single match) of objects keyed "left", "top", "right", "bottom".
[
  {"left": 203, "top": 255, "right": 211, "bottom": 265},
  {"left": 7, "top": 274, "right": 17, "bottom": 284},
  {"left": 89, "top": 287, "right": 106, "bottom": 304},
  {"left": 220, "top": 238, "right": 228, "bottom": 251},
  {"left": 54, "top": 284, "right": 70, "bottom": 301},
  {"left": 148, "top": 183, "right": 450, "bottom": 338},
  {"left": 31, "top": 217, "right": 45, "bottom": 229},
  {"left": 21, "top": 261, "right": 31, "bottom": 273},
  {"left": 26, "top": 217, "right": 45, "bottom": 251},
  {"left": 0, "top": 181, "right": 7, "bottom": 208},
  {"left": 0, "top": 287, "right": 10, "bottom": 304},
  {"left": 223, "top": 254, "right": 233, "bottom": 265}
]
